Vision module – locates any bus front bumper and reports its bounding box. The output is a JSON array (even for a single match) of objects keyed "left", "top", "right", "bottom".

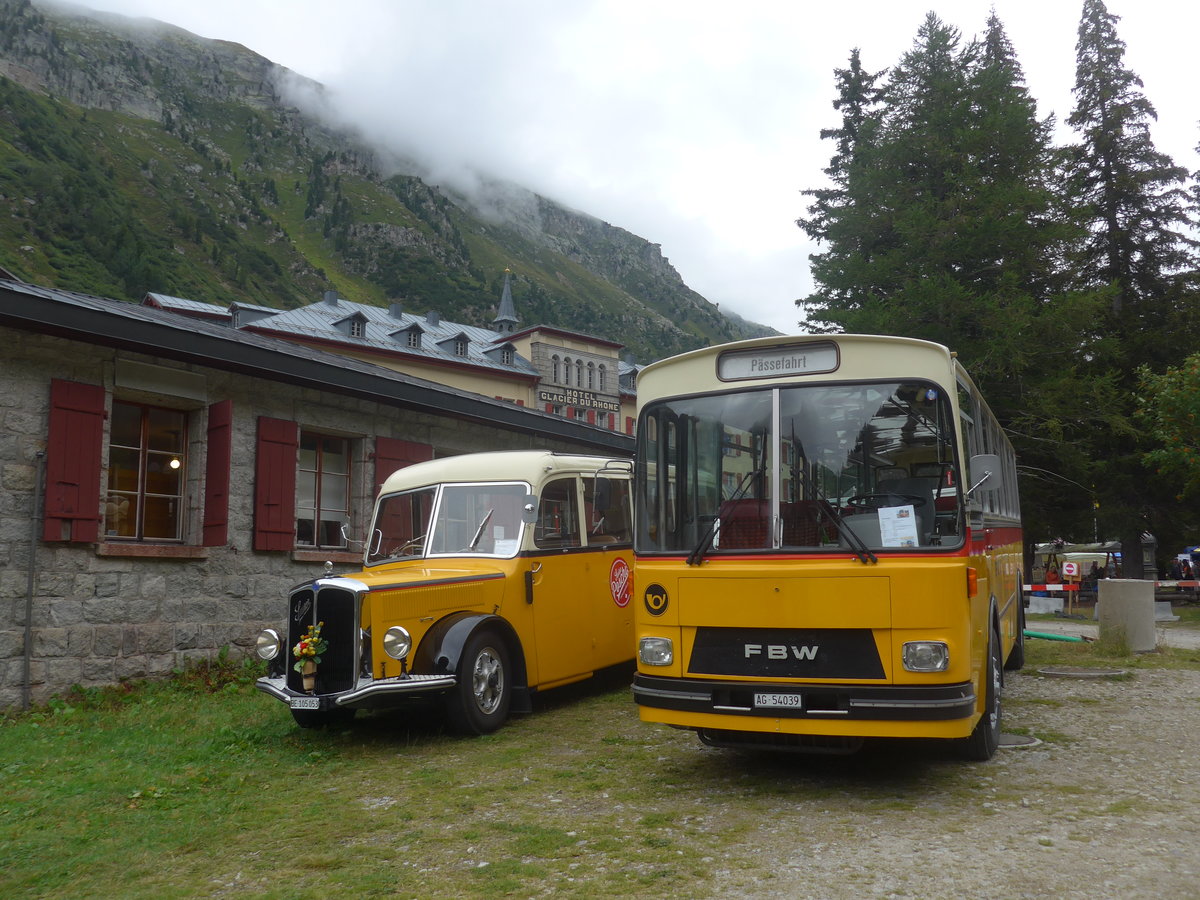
[{"left": 632, "top": 673, "right": 976, "bottom": 722}]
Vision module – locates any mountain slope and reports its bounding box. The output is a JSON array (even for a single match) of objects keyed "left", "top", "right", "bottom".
[{"left": 0, "top": 0, "right": 774, "bottom": 360}]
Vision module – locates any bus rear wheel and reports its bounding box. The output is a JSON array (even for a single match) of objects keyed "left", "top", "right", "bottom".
[{"left": 960, "top": 626, "right": 1002, "bottom": 761}]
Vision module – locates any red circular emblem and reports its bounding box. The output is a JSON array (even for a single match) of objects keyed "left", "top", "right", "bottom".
[{"left": 609, "top": 557, "right": 632, "bottom": 608}]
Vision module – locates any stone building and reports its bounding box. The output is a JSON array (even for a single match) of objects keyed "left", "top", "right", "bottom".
[{"left": 0, "top": 278, "right": 632, "bottom": 709}]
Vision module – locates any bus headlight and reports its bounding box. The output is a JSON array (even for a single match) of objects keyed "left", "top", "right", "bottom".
[
  {"left": 639, "top": 636, "right": 674, "bottom": 666},
  {"left": 383, "top": 626, "right": 412, "bottom": 660},
  {"left": 255, "top": 628, "right": 281, "bottom": 661},
  {"left": 902, "top": 641, "right": 949, "bottom": 672}
]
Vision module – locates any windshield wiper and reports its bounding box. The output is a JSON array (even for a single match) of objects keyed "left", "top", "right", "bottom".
[
  {"left": 687, "top": 467, "right": 763, "bottom": 566},
  {"left": 808, "top": 478, "right": 877, "bottom": 565},
  {"left": 468, "top": 508, "right": 494, "bottom": 551}
]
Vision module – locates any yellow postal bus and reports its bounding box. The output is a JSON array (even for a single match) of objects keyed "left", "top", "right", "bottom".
[
  {"left": 256, "top": 451, "right": 634, "bottom": 733},
  {"left": 631, "top": 335, "right": 1023, "bottom": 759}
]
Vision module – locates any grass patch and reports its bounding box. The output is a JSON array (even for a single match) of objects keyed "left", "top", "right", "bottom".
[
  {"left": 4, "top": 633, "right": 1196, "bottom": 898},
  {"left": 1022, "top": 623, "right": 1200, "bottom": 671}
]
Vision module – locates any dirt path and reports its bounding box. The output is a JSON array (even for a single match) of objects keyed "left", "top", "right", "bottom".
[{"left": 704, "top": 666, "right": 1200, "bottom": 899}]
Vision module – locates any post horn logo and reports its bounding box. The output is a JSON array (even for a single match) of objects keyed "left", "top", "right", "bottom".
[{"left": 643, "top": 583, "right": 669, "bottom": 616}]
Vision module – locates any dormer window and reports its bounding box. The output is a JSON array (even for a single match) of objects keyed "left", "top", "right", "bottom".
[
  {"left": 501, "top": 347, "right": 513, "bottom": 365},
  {"left": 454, "top": 338, "right": 468, "bottom": 357},
  {"left": 335, "top": 313, "right": 368, "bottom": 338},
  {"left": 407, "top": 329, "right": 421, "bottom": 349}
]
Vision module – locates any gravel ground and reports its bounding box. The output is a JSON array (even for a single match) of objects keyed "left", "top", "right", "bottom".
[{"left": 690, "top": 661, "right": 1200, "bottom": 899}]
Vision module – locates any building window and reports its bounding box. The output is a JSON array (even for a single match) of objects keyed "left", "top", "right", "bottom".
[
  {"left": 296, "top": 432, "right": 350, "bottom": 548},
  {"left": 575, "top": 359, "right": 583, "bottom": 387},
  {"left": 454, "top": 338, "right": 468, "bottom": 357},
  {"left": 501, "top": 347, "right": 513, "bottom": 365},
  {"left": 598, "top": 365, "right": 607, "bottom": 391},
  {"left": 587, "top": 362, "right": 595, "bottom": 389},
  {"left": 106, "top": 401, "right": 187, "bottom": 541},
  {"left": 562, "top": 356, "right": 571, "bottom": 384},
  {"left": 407, "top": 329, "right": 421, "bottom": 349},
  {"left": 552, "top": 355, "right": 561, "bottom": 382},
  {"left": 350, "top": 319, "right": 365, "bottom": 338}
]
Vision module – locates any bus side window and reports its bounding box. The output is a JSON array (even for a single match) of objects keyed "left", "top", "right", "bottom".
[
  {"left": 585, "top": 476, "right": 632, "bottom": 545},
  {"left": 535, "top": 478, "right": 581, "bottom": 549}
]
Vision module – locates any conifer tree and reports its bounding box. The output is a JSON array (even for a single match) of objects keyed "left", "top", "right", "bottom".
[
  {"left": 797, "top": 12, "right": 1110, "bottom": 545},
  {"left": 1064, "top": 0, "right": 1200, "bottom": 558},
  {"left": 798, "top": 13, "right": 1068, "bottom": 385},
  {"left": 1066, "top": 0, "right": 1196, "bottom": 352}
]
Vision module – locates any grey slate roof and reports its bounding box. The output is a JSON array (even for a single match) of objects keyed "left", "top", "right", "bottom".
[
  {"left": 245, "top": 295, "right": 541, "bottom": 379},
  {"left": 0, "top": 280, "right": 634, "bottom": 454}
]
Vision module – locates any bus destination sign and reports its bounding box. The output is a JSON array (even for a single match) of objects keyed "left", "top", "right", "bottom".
[{"left": 716, "top": 341, "right": 839, "bottom": 381}]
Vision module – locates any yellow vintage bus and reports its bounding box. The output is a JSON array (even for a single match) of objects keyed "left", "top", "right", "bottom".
[
  {"left": 255, "top": 451, "right": 634, "bottom": 733},
  {"left": 631, "top": 335, "right": 1023, "bottom": 759}
]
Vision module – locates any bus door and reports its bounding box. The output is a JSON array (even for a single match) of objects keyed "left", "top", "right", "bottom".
[
  {"left": 529, "top": 476, "right": 593, "bottom": 686},
  {"left": 583, "top": 473, "right": 635, "bottom": 667}
]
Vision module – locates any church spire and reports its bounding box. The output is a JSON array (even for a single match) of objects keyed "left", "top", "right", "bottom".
[{"left": 492, "top": 268, "right": 519, "bottom": 335}]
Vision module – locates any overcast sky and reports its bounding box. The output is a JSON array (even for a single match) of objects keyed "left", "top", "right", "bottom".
[{"left": 71, "top": 0, "right": 1200, "bottom": 334}]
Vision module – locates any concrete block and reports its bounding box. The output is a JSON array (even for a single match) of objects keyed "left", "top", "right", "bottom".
[{"left": 1098, "top": 580, "right": 1156, "bottom": 652}]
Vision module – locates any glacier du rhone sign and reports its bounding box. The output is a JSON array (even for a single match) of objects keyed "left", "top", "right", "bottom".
[{"left": 538, "top": 387, "right": 621, "bottom": 413}]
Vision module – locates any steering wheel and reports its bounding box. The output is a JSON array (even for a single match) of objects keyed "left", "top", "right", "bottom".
[{"left": 847, "top": 492, "right": 927, "bottom": 511}]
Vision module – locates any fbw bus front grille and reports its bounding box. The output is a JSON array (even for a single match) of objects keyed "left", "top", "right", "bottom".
[{"left": 285, "top": 585, "right": 359, "bottom": 694}]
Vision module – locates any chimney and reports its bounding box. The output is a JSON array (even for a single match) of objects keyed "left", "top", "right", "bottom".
[
  {"left": 389, "top": 302, "right": 404, "bottom": 319},
  {"left": 323, "top": 290, "right": 339, "bottom": 307},
  {"left": 425, "top": 310, "right": 441, "bottom": 326}
]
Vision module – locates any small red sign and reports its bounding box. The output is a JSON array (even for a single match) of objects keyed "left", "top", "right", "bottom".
[{"left": 610, "top": 557, "right": 632, "bottom": 608}]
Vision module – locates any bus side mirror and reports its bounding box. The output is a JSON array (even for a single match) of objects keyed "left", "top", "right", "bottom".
[
  {"left": 521, "top": 494, "right": 538, "bottom": 524},
  {"left": 967, "top": 454, "right": 1002, "bottom": 498}
]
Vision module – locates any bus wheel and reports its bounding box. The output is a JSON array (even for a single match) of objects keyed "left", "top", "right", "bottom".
[
  {"left": 961, "top": 626, "right": 1002, "bottom": 761},
  {"left": 446, "top": 630, "right": 512, "bottom": 735},
  {"left": 291, "top": 707, "right": 356, "bottom": 729},
  {"left": 1005, "top": 603, "right": 1026, "bottom": 672}
]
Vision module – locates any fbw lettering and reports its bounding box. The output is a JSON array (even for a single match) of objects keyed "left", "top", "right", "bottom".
[{"left": 744, "top": 643, "right": 819, "bottom": 660}]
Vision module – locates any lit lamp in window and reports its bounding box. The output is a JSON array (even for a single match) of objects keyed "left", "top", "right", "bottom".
[{"left": 169, "top": 456, "right": 181, "bottom": 470}]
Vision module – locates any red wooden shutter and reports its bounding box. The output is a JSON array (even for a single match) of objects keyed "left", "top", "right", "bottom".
[
  {"left": 203, "top": 400, "right": 232, "bottom": 547},
  {"left": 43, "top": 379, "right": 105, "bottom": 543},
  {"left": 373, "top": 437, "right": 434, "bottom": 494},
  {"left": 254, "top": 416, "right": 298, "bottom": 551},
  {"left": 587, "top": 409, "right": 596, "bottom": 425}
]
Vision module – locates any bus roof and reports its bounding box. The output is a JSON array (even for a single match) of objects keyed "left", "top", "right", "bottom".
[
  {"left": 378, "top": 450, "right": 630, "bottom": 495},
  {"left": 636, "top": 334, "right": 962, "bottom": 404}
]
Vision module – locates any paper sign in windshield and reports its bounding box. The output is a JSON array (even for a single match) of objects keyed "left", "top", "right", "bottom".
[{"left": 878, "top": 506, "right": 919, "bottom": 548}]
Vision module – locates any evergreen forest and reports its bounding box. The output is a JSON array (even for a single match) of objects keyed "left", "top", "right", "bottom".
[{"left": 797, "top": 0, "right": 1200, "bottom": 565}]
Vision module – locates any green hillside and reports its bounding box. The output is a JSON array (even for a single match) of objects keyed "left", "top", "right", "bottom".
[{"left": 0, "top": 0, "right": 772, "bottom": 361}]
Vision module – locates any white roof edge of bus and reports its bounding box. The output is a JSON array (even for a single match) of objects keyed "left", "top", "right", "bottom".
[
  {"left": 636, "top": 333, "right": 954, "bottom": 382},
  {"left": 378, "top": 450, "right": 629, "bottom": 495}
]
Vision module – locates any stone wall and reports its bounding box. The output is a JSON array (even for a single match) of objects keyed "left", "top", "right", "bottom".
[{"left": 0, "top": 326, "right": 594, "bottom": 708}]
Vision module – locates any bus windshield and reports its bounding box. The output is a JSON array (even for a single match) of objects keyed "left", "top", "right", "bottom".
[
  {"left": 367, "top": 482, "right": 529, "bottom": 564},
  {"left": 636, "top": 381, "right": 963, "bottom": 555}
]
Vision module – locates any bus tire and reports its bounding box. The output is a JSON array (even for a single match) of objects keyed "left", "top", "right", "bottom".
[
  {"left": 1005, "top": 603, "right": 1026, "bottom": 671},
  {"left": 961, "top": 626, "right": 1002, "bottom": 761},
  {"left": 291, "top": 707, "right": 356, "bottom": 729},
  {"left": 446, "top": 629, "right": 512, "bottom": 735}
]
